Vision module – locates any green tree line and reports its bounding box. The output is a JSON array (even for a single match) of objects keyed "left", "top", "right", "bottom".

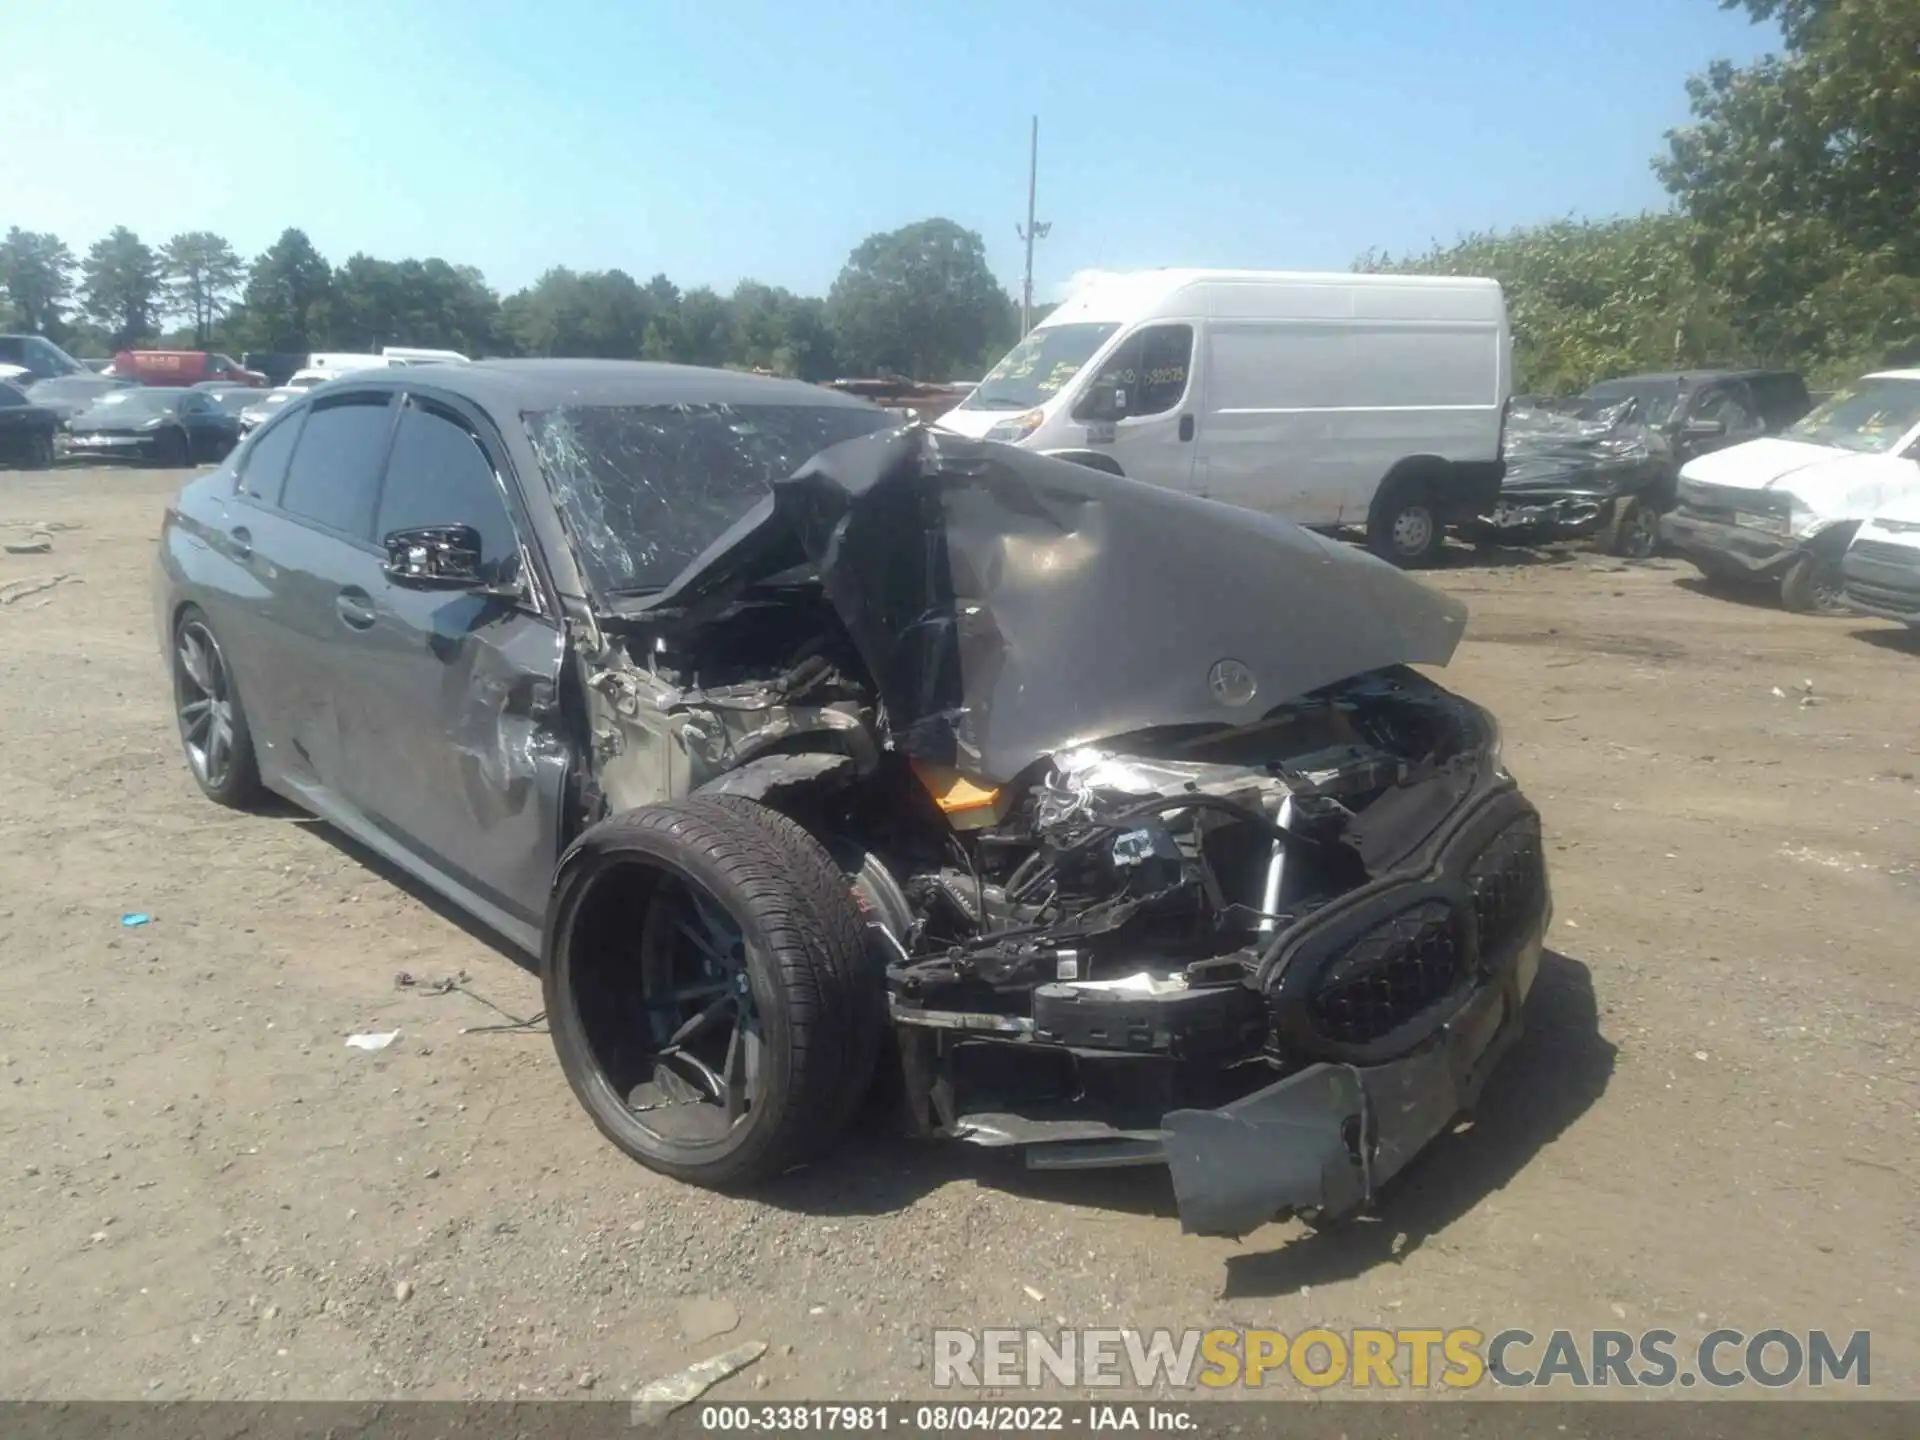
[
  {"left": 0, "top": 216, "right": 1019, "bottom": 385},
  {"left": 1361, "top": 0, "right": 1919, "bottom": 390}
]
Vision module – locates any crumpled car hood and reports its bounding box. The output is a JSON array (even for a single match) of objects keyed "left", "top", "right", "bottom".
[
  {"left": 1499, "top": 399, "right": 1663, "bottom": 499},
  {"left": 624, "top": 426, "right": 1468, "bottom": 784}
]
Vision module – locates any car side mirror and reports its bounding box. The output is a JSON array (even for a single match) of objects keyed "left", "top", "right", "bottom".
[
  {"left": 1682, "top": 417, "right": 1727, "bottom": 439},
  {"left": 1075, "top": 383, "right": 1126, "bottom": 423},
  {"left": 382, "top": 525, "right": 488, "bottom": 590}
]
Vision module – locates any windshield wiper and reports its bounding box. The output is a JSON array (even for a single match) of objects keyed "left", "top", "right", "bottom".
[{"left": 965, "top": 394, "right": 1033, "bottom": 411}]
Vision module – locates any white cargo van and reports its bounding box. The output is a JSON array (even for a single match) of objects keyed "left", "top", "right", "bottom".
[
  {"left": 381, "top": 345, "right": 470, "bottom": 365},
  {"left": 937, "top": 269, "right": 1512, "bottom": 566}
]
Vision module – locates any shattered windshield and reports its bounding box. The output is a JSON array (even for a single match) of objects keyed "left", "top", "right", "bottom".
[
  {"left": 1579, "top": 378, "right": 1681, "bottom": 427},
  {"left": 964, "top": 323, "right": 1120, "bottom": 411},
  {"left": 526, "top": 401, "right": 894, "bottom": 595},
  {"left": 1787, "top": 377, "right": 1920, "bottom": 454}
]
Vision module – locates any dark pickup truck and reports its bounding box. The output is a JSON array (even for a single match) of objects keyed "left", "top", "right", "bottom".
[{"left": 1480, "top": 369, "right": 1813, "bottom": 557}]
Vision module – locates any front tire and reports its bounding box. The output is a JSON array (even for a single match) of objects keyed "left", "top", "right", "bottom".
[
  {"left": 1779, "top": 553, "right": 1850, "bottom": 615},
  {"left": 156, "top": 427, "right": 189, "bottom": 468},
  {"left": 544, "top": 798, "right": 874, "bottom": 1189},
  {"left": 1368, "top": 477, "right": 1444, "bottom": 568},
  {"left": 1601, "top": 496, "right": 1661, "bottom": 559},
  {"left": 26, "top": 431, "right": 55, "bottom": 469}
]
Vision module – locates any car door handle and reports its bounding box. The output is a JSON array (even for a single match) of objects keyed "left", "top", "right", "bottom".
[
  {"left": 335, "top": 587, "right": 377, "bottom": 631},
  {"left": 1178, "top": 415, "right": 1195, "bottom": 442},
  {"left": 228, "top": 525, "right": 252, "bottom": 560}
]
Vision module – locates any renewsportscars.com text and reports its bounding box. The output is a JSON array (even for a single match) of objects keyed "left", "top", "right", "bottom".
[{"left": 932, "top": 1327, "right": 1871, "bottom": 1390}]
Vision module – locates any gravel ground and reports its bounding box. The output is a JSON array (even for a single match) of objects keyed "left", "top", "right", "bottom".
[{"left": 1, "top": 466, "right": 1914, "bottom": 1403}]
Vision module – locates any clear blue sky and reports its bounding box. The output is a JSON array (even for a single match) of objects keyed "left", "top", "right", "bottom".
[{"left": 2, "top": 0, "right": 1778, "bottom": 302}]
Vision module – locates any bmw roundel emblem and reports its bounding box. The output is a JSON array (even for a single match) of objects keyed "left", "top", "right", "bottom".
[{"left": 1208, "top": 658, "right": 1257, "bottom": 707}]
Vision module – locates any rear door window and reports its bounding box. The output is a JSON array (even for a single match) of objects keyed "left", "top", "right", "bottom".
[
  {"left": 275, "top": 392, "right": 397, "bottom": 539},
  {"left": 238, "top": 409, "right": 306, "bottom": 501}
]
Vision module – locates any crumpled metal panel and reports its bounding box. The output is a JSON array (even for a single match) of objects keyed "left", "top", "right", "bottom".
[
  {"left": 1499, "top": 399, "right": 1661, "bottom": 500},
  {"left": 628, "top": 426, "right": 1469, "bottom": 785}
]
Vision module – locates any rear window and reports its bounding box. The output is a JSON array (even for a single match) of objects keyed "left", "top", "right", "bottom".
[
  {"left": 276, "top": 393, "right": 396, "bottom": 537},
  {"left": 1581, "top": 378, "right": 1682, "bottom": 427},
  {"left": 525, "top": 402, "right": 893, "bottom": 595}
]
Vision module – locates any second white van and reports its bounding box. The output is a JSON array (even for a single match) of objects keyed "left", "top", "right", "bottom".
[{"left": 937, "top": 268, "right": 1512, "bottom": 566}]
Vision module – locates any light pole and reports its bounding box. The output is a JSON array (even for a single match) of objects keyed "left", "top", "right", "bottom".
[{"left": 1017, "top": 115, "right": 1051, "bottom": 337}]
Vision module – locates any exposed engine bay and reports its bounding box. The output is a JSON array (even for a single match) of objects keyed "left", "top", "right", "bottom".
[{"left": 555, "top": 425, "right": 1550, "bottom": 1236}]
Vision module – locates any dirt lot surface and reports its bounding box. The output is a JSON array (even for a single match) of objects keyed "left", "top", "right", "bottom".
[{"left": 2, "top": 466, "right": 1914, "bottom": 1403}]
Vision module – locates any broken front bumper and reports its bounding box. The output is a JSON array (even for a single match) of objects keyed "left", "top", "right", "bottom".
[
  {"left": 902, "top": 785, "right": 1550, "bottom": 1237},
  {"left": 1479, "top": 492, "right": 1613, "bottom": 537},
  {"left": 1659, "top": 509, "right": 1801, "bottom": 578},
  {"left": 1159, "top": 911, "right": 1543, "bottom": 1236},
  {"left": 1842, "top": 544, "right": 1920, "bottom": 626}
]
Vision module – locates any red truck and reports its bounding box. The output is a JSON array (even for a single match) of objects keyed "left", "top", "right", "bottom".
[{"left": 109, "top": 350, "right": 267, "bottom": 387}]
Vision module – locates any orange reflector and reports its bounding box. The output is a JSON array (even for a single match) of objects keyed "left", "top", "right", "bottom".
[{"left": 911, "top": 762, "right": 1001, "bottom": 814}]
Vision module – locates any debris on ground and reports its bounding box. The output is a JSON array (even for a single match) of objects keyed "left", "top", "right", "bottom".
[
  {"left": 345, "top": 1031, "right": 401, "bottom": 1052},
  {"left": 414, "top": 974, "right": 544, "bottom": 1035},
  {"left": 631, "top": 1342, "right": 767, "bottom": 1426},
  {"left": 0, "top": 573, "right": 78, "bottom": 607},
  {"left": 120, "top": 913, "right": 151, "bottom": 928},
  {"left": 4, "top": 533, "right": 53, "bottom": 555},
  {"left": 678, "top": 1295, "right": 741, "bottom": 1342}
]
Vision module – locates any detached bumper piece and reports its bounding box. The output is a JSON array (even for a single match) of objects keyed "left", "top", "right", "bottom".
[
  {"left": 1842, "top": 543, "right": 1920, "bottom": 625},
  {"left": 1162, "top": 934, "right": 1535, "bottom": 1236}
]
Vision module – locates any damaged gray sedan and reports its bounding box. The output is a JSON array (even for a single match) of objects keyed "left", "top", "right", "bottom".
[{"left": 155, "top": 360, "right": 1550, "bottom": 1237}]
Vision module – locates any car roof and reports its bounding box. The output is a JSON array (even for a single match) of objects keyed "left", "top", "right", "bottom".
[
  {"left": 1590, "top": 369, "right": 1798, "bottom": 387},
  {"left": 334, "top": 358, "right": 884, "bottom": 415}
]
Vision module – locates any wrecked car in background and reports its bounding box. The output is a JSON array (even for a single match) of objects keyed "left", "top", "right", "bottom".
[
  {"left": 1480, "top": 369, "right": 1812, "bottom": 557},
  {"left": 154, "top": 360, "right": 1549, "bottom": 1238},
  {"left": 1842, "top": 491, "right": 1920, "bottom": 628},
  {"left": 1662, "top": 369, "right": 1920, "bottom": 614},
  {"left": 1482, "top": 397, "right": 1665, "bottom": 555}
]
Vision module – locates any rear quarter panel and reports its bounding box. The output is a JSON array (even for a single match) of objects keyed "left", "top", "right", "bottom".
[{"left": 156, "top": 467, "right": 290, "bottom": 777}]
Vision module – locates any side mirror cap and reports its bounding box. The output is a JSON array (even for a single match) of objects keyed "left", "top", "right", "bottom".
[{"left": 382, "top": 525, "right": 486, "bottom": 590}]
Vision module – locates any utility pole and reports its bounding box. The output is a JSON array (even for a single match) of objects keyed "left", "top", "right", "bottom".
[{"left": 1017, "top": 115, "right": 1051, "bottom": 337}]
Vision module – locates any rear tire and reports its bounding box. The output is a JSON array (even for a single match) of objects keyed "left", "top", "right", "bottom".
[
  {"left": 170, "top": 606, "right": 265, "bottom": 809},
  {"left": 1368, "top": 476, "right": 1444, "bottom": 568},
  {"left": 1779, "top": 553, "right": 1850, "bottom": 615},
  {"left": 543, "top": 797, "right": 873, "bottom": 1189}
]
